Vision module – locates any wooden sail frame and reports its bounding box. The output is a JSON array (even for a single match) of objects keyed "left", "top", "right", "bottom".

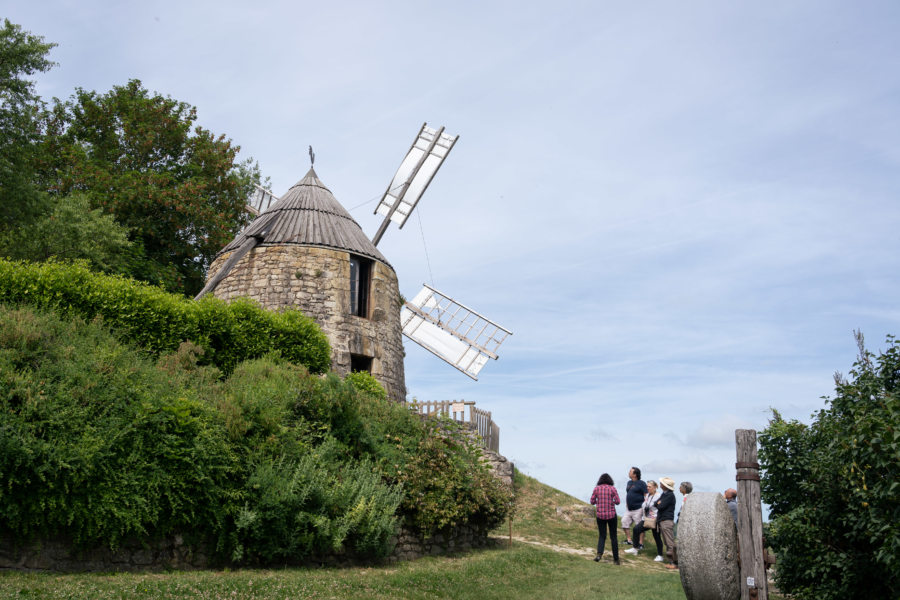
[
  {"left": 247, "top": 183, "right": 279, "bottom": 216},
  {"left": 372, "top": 123, "right": 458, "bottom": 246},
  {"left": 401, "top": 284, "right": 511, "bottom": 380}
]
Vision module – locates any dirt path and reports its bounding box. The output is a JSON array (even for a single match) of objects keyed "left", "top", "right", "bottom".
[
  {"left": 509, "top": 536, "right": 595, "bottom": 558},
  {"left": 500, "top": 536, "right": 674, "bottom": 572}
]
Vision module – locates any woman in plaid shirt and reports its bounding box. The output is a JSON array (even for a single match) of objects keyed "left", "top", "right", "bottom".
[{"left": 590, "top": 473, "right": 621, "bottom": 564}]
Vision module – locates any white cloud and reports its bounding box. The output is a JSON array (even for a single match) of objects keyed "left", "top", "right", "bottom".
[
  {"left": 683, "top": 415, "right": 757, "bottom": 448},
  {"left": 644, "top": 454, "right": 725, "bottom": 475},
  {"left": 587, "top": 428, "right": 617, "bottom": 442}
]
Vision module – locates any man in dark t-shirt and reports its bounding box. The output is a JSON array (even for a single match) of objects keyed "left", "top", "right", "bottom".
[{"left": 622, "top": 466, "right": 647, "bottom": 546}]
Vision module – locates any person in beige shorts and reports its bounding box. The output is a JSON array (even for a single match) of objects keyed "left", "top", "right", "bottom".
[{"left": 621, "top": 466, "right": 647, "bottom": 546}]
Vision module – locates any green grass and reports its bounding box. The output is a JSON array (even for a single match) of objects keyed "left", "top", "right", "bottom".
[{"left": 0, "top": 545, "right": 685, "bottom": 600}]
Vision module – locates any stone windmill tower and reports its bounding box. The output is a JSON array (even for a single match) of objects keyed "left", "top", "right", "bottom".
[{"left": 198, "top": 166, "right": 406, "bottom": 401}]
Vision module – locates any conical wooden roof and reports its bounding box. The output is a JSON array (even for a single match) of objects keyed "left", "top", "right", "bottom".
[{"left": 219, "top": 168, "right": 390, "bottom": 267}]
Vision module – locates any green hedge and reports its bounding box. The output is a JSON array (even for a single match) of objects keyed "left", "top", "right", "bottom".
[
  {"left": 0, "top": 259, "right": 330, "bottom": 374},
  {"left": 0, "top": 305, "right": 240, "bottom": 549}
]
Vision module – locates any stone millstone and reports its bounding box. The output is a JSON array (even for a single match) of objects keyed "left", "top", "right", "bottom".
[{"left": 677, "top": 492, "right": 740, "bottom": 600}]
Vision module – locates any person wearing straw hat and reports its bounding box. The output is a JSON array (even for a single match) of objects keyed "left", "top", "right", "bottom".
[{"left": 655, "top": 477, "right": 678, "bottom": 569}]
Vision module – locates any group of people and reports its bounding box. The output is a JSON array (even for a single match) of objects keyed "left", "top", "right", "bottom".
[{"left": 589, "top": 467, "right": 694, "bottom": 568}]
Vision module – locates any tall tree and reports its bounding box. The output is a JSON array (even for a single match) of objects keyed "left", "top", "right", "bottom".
[
  {"left": 0, "top": 19, "right": 56, "bottom": 233},
  {"left": 759, "top": 333, "right": 900, "bottom": 600},
  {"left": 40, "top": 80, "right": 260, "bottom": 296}
]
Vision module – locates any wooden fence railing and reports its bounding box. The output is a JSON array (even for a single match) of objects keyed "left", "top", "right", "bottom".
[{"left": 401, "top": 400, "right": 499, "bottom": 453}]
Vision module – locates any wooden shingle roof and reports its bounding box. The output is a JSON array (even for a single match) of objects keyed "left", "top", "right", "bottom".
[{"left": 218, "top": 168, "right": 391, "bottom": 267}]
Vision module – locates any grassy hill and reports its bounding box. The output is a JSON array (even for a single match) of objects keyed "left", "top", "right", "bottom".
[{"left": 0, "top": 472, "right": 692, "bottom": 599}]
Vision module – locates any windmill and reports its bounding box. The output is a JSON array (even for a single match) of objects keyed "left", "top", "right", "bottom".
[
  {"left": 196, "top": 123, "right": 509, "bottom": 395},
  {"left": 370, "top": 123, "right": 512, "bottom": 381}
]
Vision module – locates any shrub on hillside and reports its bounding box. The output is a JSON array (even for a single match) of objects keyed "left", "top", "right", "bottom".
[
  {"left": 395, "top": 420, "right": 512, "bottom": 535},
  {"left": 0, "top": 305, "right": 240, "bottom": 549},
  {"left": 232, "top": 446, "right": 402, "bottom": 562},
  {"left": 203, "top": 358, "right": 513, "bottom": 542},
  {"left": 0, "top": 258, "right": 330, "bottom": 374},
  {"left": 345, "top": 371, "right": 388, "bottom": 402},
  {"left": 0, "top": 305, "right": 403, "bottom": 561}
]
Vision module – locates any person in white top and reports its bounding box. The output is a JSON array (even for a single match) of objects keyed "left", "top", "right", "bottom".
[{"left": 624, "top": 479, "right": 664, "bottom": 561}]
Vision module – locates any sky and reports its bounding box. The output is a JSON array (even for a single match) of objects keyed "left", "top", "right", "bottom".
[{"left": 6, "top": 0, "right": 900, "bottom": 513}]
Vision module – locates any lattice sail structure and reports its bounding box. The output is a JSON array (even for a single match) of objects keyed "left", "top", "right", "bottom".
[
  {"left": 400, "top": 284, "right": 512, "bottom": 380},
  {"left": 372, "top": 123, "right": 458, "bottom": 245},
  {"left": 247, "top": 184, "right": 280, "bottom": 216}
]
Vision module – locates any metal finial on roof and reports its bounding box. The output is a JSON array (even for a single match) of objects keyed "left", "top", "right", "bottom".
[{"left": 309, "top": 145, "right": 315, "bottom": 167}]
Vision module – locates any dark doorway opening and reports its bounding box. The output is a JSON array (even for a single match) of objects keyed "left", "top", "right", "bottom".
[{"left": 350, "top": 354, "right": 373, "bottom": 373}]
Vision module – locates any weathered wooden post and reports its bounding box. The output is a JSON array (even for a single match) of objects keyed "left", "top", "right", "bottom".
[{"left": 735, "top": 429, "right": 767, "bottom": 600}]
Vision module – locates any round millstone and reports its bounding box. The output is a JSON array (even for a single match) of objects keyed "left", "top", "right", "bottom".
[{"left": 677, "top": 492, "right": 740, "bottom": 600}]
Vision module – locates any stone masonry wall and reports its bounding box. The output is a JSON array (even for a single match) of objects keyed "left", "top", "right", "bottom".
[
  {"left": 0, "top": 525, "right": 497, "bottom": 572},
  {"left": 388, "top": 525, "right": 496, "bottom": 563},
  {"left": 208, "top": 244, "right": 406, "bottom": 401},
  {"left": 0, "top": 536, "right": 209, "bottom": 572}
]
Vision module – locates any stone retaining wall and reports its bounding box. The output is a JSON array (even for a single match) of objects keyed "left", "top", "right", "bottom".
[
  {"left": 0, "top": 523, "right": 497, "bottom": 573},
  {"left": 388, "top": 524, "right": 495, "bottom": 563},
  {"left": 0, "top": 535, "right": 209, "bottom": 573}
]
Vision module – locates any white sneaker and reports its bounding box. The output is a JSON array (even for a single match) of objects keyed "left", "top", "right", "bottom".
[
  {"left": 624, "top": 548, "right": 638, "bottom": 555},
  {"left": 654, "top": 555, "right": 664, "bottom": 562}
]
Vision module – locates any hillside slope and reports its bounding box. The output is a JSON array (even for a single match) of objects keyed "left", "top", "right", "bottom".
[{"left": 505, "top": 471, "right": 676, "bottom": 571}]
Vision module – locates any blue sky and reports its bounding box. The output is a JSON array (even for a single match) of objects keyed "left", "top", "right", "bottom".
[{"left": 7, "top": 1, "right": 900, "bottom": 510}]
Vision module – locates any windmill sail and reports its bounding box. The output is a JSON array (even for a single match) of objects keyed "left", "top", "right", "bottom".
[
  {"left": 401, "top": 284, "right": 511, "bottom": 380},
  {"left": 247, "top": 184, "right": 279, "bottom": 216},
  {"left": 372, "top": 123, "right": 458, "bottom": 246},
  {"left": 196, "top": 184, "right": 281, "bottom": 299}
]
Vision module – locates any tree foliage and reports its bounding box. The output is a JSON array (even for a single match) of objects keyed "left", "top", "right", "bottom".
[
  {"left": 38, "top": 79, "right": 260, "bottom": 295},
  {"left": 0, "top": 192, "right": 133, "bottom": 272},
  {"left": 759, "top": 332, "right": 900, "bottom": 599},
  {"left": 0, "top": 19, "right": 56, "bottom": 233},
  {"left": 1, "top": 21, "right": 262, "bottom": 293}
]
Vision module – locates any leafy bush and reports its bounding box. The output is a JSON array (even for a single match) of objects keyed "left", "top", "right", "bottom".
[
  {"left": 213, "top": 360, "right": 512, "bottom": 542},
  {"left": 759, "top": 333, "right": 900, "bottom": 599},
  {"left": 0, "top": 258, "right": 330, "bottom": 374},
  {"left": 395, "top": 420, "right": 511, "bottom": 535},
  {"left": 345, "top": 371, "right": 388, "bottom": 402},
  {"left": 232, "top": 447, "right": 402, "bottom": 563},
  {"left": 0, "top": 305, "right": 240, "bottom": 549}
]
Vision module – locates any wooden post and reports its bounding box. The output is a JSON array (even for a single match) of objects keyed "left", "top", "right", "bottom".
[{"left": 735, "top": 429, "right": 767, "bottom": 600}]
